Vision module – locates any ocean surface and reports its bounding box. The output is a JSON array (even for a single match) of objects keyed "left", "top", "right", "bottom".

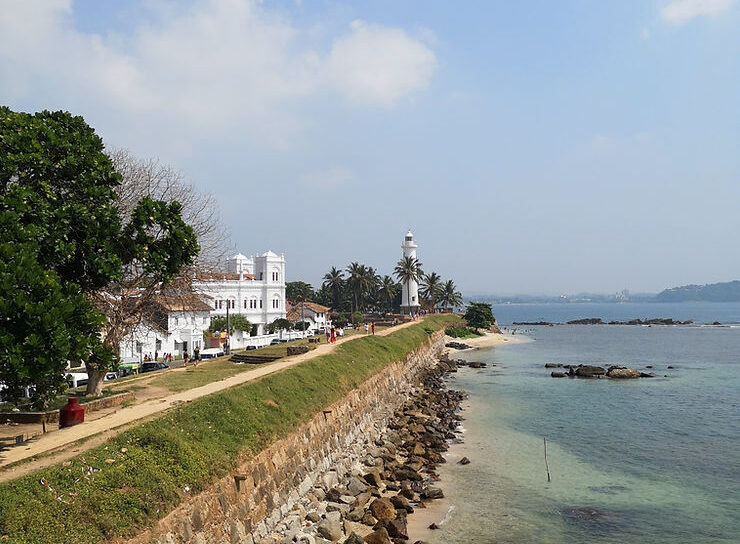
[{"left": 429, "top": 302, "right": 739, "bottom": 544}]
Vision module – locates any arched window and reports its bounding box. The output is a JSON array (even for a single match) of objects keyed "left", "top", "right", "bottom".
[{"left": 272, "top": 296, "right": 280, "bottom": 309}]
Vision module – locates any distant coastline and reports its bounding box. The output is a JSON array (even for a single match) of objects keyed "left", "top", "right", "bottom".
[{"left": 471, "top": 279, "right": 740, "bottom": 304}]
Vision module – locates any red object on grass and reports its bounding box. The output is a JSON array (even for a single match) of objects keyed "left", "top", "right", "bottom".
[{"left": 59, "top": 397, "right": 85, "bottom": 428}]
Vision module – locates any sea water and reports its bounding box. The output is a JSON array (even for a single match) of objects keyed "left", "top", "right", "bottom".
[{"left": 429, "top": 303, "right": 739, "bottom": 544}]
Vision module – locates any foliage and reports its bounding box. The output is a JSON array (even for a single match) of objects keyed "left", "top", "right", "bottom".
[
  {"left": 439, "top": 280, "right": 463, "bottom": 309},
  {"left": 0, "top": 107, "right": 200, "bottom": 398},
  {"left": 0, "top": 108, "right": 121, "bottom": 407},
  {"left": 463, "top": 302, "right": 495, "bottom": 331},
  {"left": 0, "top": 316, "right": 456, "bottom": 544},
  {"left": 420, "top": 271, "right": 443, "bottom": 308},
  {"left": 209, "top": 314, "right": 251, "bottom": 334},
  {"left": 394, "top": 256, "right": 423, "bottom": 309},
  {"left": 286, "top": 281, "right": 315, "bottom": 302},
  {"left": 292, "top": 321, "right": 310, "bottom": 331},
  {"left": 445, "top": 326, "right": 482, "bottom": 339},
  {"left": 267, "top": 318, "right": 293, "bottom": 333},
  {"left": 321, "top": 267, "right": 345, "bottom": 310}
]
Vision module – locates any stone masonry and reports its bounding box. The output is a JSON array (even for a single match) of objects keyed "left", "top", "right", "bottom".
[{"left": 126, "top": 330, "right": 445, "bottom": 544}]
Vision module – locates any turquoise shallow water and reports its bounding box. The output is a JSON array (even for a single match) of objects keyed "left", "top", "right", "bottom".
[{"left": 430, "top": 322, "right": 740, "bottom": 544}]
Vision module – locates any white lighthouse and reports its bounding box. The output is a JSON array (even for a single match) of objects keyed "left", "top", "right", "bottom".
[{"left": 400, "top": 230, "right": 421, "bottom": 314}]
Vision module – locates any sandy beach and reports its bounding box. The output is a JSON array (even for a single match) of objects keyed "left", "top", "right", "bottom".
[{"left": 442, "top": 330, "right": 529, "bottom": 357}]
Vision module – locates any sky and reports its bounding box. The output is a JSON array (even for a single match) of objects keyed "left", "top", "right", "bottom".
[{"left": 1, "top": 0, "right": 739, "bottom": 296}]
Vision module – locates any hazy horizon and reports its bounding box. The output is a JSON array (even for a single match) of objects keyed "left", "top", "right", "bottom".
[{"left": 2, "top": 0, "right": 738, "bottom": 294}]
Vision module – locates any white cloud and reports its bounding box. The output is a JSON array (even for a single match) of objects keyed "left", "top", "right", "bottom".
[
  {"left": 325, "top": 21, "right": 437, "bottom": 108},
  {"left": 299, "top": 167, "right": 354, "bottom": 189},
  {"left": 0, "top": 0, "right": 436, "bottom": 150},
  {"left": 660, "top": 0, "right": 737, "bottom": 25}
]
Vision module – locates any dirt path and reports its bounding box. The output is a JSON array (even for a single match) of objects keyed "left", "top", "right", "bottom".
[{"left": 0, "top": 320, "right": 418, "bottom": 476}]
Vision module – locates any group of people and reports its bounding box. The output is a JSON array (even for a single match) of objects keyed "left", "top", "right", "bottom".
[
  {"left": 182, "top": 347, "right": 201, "bottom": 367},
  {"left": 143, "top": 352, "right": 178, "bottom": 363},
  {"left": 326, "top": 326, "right": 345, "bottom": 343}
]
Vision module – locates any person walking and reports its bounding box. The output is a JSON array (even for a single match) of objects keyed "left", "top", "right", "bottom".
[
  {"left": 364, "top": 322, "right": 369, "bottom": 334},
  {"left": 183, "top": 350, "right": 189, "bottom": 367},
  {"left": 371, "top": 322, "right": 375, "bottom": 335},
  {"left": 193, "top": 346, "right": 200, "bottom": 367},
  {"left": 325, "top": 328, "right": 331, "bottom": 343},
  {"left": 330, "top": 326, "right": 336, "bottom": 344}
]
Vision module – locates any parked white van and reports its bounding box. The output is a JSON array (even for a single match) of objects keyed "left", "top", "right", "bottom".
[{"left": 200, "top": 347, "right": 225, "bottom": 360}]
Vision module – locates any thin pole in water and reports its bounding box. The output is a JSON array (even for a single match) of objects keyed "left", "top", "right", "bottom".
[{"left": 544, "top": 437, "right": 551, "bottom": 482}]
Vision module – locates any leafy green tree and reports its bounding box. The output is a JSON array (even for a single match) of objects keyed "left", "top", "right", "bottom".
[
  {"left": 463, "top": 302, "right": 495, "bottom": 331},
  {"left": 322, "top": 266, "right": 345, "bottom": 310},
  {"left": 0, "top": 107, "right": 199, "bottom": 397},
  {"left": 420, "top": 272, "right": 443, "bottom": 308},
  {"left": 394, "top": 256, "right": 423, "bottom": 310},
  {"left": 439, "top": 280, "right": 463, "bottom": 309},
  {"left": 377, "top": 275, "right": 400, "bottom": 313},
  {"left": 267, "top": 318, "right": 292, "bottom": 333},
  {"left": 209, "top": 314, "right": 251, "bottom": 335},
  {"left": 286, "top": 281, "right": 315, "bottom": 302}
]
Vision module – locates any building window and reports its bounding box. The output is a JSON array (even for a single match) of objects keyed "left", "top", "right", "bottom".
[
  {"left": 214, "top": 300, "right": 218, "bottom": 309},
  {"left": 259, "top": 272, "right": 263, "bottom": 280},
  {"left": 244, "top": 300, "right": 247, "bottom": 309},
  {"left": 174, "top": 317, "right": 179, "bottom": 326},
  {"left": 202, "top": 316, "right": 207, "bottom": 324},
  {"left": 191, "top": 316, "right": 195, "bottom": 325},
  {"left": 260, "top": 299, "right": 263, "bottom": 309},
  {"left": 272, "top": 298, "right": 280, "bottom": 309}
]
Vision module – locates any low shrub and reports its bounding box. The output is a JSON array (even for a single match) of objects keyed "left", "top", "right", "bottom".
[{"left": 445, "top": 326, "right": 482, "bottom": 339}]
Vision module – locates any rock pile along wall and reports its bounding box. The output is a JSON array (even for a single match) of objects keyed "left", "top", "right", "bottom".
[{"left": 129, "top": 330, "right": 446, "bottom": 544}]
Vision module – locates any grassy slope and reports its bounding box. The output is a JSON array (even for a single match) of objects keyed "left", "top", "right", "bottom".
[{"left": 0, "top": 315, "right": 456, "bottom": 544}]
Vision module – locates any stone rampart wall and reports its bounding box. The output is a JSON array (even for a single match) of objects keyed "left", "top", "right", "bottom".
[{"left": 128, "top": 330, "right": 445, "bottom": 544}]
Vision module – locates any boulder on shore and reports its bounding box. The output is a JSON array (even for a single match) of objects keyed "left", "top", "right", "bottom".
[{"left": 551, "top": 372, "right": 566, "bottom": 378}]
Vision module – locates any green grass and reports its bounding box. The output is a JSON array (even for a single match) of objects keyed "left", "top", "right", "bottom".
[
  {"left": 0, "top": 315, "right": 456, "bottom": 544},
  {"left": 445, "top": 326, "right": 482, "bottom": 339},
  {"left": 149, "top": 358, "right": 262, "bottom": 392}
]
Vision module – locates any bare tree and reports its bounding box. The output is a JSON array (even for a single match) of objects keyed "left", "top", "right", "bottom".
[
  {"left": 109, "top": 148, "right": 231, "bottom": 270},
  {"left": 82, "top": 150, "right": 229, "bottom": 396}
]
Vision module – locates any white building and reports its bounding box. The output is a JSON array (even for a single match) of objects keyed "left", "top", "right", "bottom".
[
  {"left": 119, "top": 296, "right": 212, "bottom": 361},
  {"left": 193, "top": 251, "right": 287, "bottom": 335},
  {"left": 286, "top": 301, "right": 331, "bottom": 332},
  {"left": 401, "top": 230, "right": 421, "bottom": 314}
]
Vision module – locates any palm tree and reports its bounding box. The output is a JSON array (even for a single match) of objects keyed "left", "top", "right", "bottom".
[
  {"left": 420, "top": 271, "right": 443, "bottom": 309},
  {"left": 322, "top": 266, "right": 345, "bottom": 310},
  {"left": 394, "top": 256, "right": 423, "bottom": 311},
  {"left": 346, "top": 262, "right": 371, "bottom": 313},
  {"left": 439, "top": 280, "right": 463, "bottom": 310},
  {"left": 377, "top": 275, "right": 400, "bottom": 312}
]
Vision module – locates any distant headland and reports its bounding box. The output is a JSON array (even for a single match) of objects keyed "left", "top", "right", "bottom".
[{"left": 473, "top": 280, "right": 740, "bottom": 304}]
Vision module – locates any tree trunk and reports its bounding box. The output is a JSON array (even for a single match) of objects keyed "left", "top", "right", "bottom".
[{"left": 85, "top": 368, "right": 106, "bottom": 397}]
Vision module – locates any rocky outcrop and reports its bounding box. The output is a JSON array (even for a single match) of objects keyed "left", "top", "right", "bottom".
[
  {"left": 606, "top": 367, "right": 641, "bottom": 379},
  {"left": 566, "top": 318, "right": 604, "bottom": 325},
  {"left": 574, "top": 365, "right": 606, "bottom": 377}
]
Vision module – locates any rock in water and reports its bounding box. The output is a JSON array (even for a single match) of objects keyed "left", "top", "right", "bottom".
[
  {"left": 421, "top": 486, "right": 444, "bottom": 499},
  {"left": 458, "top": 457, "right": 470, "bottom": 465},
  {"left": 606, "top": 367, "right": 641, "bottom": 379},
  {"left": 550, "top": 372, "right": 566, "bottom": 378},
  {"left": 561, "top": 507, "right": 626, "bottom": 531},
  {"left": 575, "top": 365, "right": 606, "bottom": 377}
]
